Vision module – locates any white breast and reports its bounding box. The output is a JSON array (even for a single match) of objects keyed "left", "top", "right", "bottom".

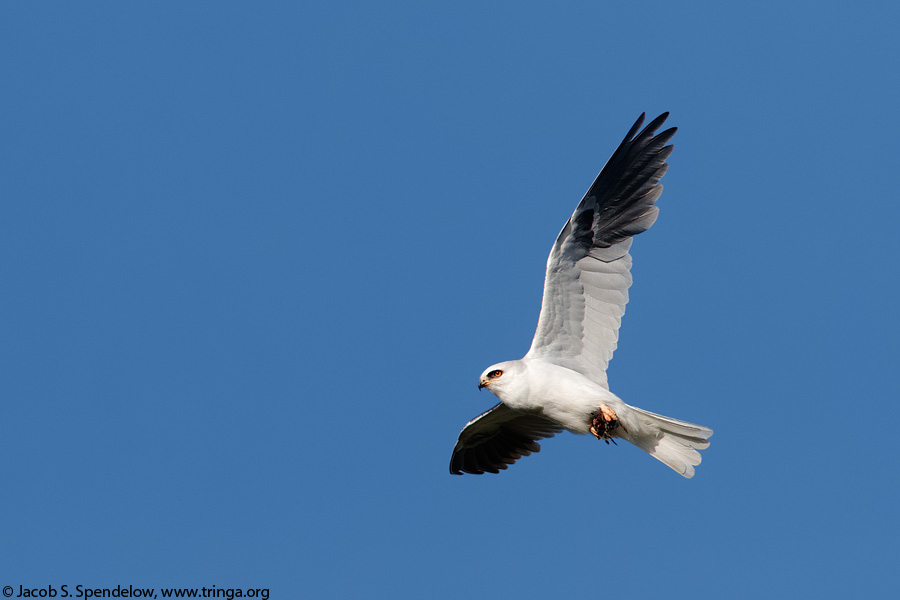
[{"left": 509, "top": 358, "right": 624, "bottom": 434}]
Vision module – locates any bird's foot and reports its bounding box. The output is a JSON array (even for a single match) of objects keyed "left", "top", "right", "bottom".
[{"left": 590, "top": 405, "right": 620, "bottom": 445}]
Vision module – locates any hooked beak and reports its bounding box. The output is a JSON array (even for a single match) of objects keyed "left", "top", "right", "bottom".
[{"left": 478, "top": 380, "right": 487, "bottom": 390}]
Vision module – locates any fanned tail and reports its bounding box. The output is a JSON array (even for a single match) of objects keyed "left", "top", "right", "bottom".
[{"left": 616, "top": 405, "right": 713, "bottom": 478}]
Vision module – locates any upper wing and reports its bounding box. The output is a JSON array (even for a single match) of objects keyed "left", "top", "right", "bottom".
[
  {"left": 449, "top": 403, "right": 564, "bottom": 475},
  {"left": 525, "top": 113, "right": 676, "bottom": 388}
]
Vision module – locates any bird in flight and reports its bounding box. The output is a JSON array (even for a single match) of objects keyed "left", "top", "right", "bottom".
[{"left": 450, "top": 113, "right": 712, "bottom": 478}]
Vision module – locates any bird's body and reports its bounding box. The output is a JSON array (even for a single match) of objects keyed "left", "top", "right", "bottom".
[
  {"left": 450, "top": 112, "right": 713, "bottom": 478},
  {"left": 482, "top": 358, "right": 621, "bottom": 434}
]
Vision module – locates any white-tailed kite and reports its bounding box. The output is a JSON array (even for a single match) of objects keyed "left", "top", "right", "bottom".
[{"left": 450, "top": 113, "right": 712, "bottom": 478}]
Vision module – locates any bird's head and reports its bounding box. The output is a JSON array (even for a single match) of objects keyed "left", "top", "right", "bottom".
[{"left": 478, "top": 361, "right": 525, "bottom": 400}]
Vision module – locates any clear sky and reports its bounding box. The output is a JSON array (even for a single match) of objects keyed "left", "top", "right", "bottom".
[{"left": 2, "top": 2, "right": 898, "bottom": 598}]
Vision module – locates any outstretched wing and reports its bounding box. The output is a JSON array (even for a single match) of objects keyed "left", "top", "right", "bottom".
[
  {"left": 449, "top": 403, "right": 564, "bottom": 475},
  {"left": 525, "top": 113, "right": 676, "bottom": 388}
]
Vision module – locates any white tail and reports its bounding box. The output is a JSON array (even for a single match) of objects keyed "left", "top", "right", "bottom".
[{"left": 617, "top": 405, "right": 713, "bottom": 478}]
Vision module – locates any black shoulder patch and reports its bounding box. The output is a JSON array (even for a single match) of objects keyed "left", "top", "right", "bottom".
[{"left": 572, "top": 208, "right": 595, "bottom": 251}]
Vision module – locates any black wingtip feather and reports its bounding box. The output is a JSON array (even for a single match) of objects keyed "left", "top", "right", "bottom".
[
  {"left": 643, "top": 112, "right": 669, "bottom": 135},
  {"left": 626, "top": 112, "right": 647, "bottom": 139},
  {"left": 564, "top": 112, "right": 676, "bottom": 249}
]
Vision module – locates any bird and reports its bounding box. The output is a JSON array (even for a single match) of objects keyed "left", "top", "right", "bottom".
[{"left": 449, "top": 112, "right": 713, "bottom": 478}]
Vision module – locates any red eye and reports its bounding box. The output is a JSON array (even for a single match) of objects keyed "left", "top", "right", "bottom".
[{"left": 488, "top": 370, "right": 503, "bottom": 379}]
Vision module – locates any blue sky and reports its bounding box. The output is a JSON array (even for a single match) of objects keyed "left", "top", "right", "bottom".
[{"left": 2, "top": 2, "right": 898, "bottom": 598}]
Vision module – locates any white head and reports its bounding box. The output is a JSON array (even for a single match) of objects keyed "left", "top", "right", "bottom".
[{"left": 477, "top": 360, "right": 527, "bottom": 402}]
